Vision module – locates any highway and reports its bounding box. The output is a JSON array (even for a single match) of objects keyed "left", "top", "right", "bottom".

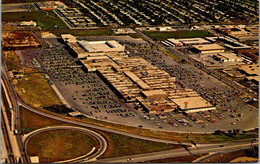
[
  {"left": 134, "top": 29, "right": 258, "bottom": 99},
  {"left": 22, "top": 126, "right": 107, "bottom": 162},
  {"left": 1, "top": 111, "right": 15, "bottom": 163},
  {"left": 95, "top": 140, "right": 258, "bottom": 163},
  {"left": 1, "top": 59, "right": 30, "bottom": 163}
]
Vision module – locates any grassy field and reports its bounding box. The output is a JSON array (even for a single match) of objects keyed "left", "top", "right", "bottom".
[
  {"left": 2, "top": 51, "right": 22, "bottom": 71},
  {"left": 98, "top": 130, "right": 181, "bottom": 159},
  {"left": 2, "top": 11, "right": 68, "bottom": 30},
  {"left": 15, "top": 72, "right": 62, "bottom": 109},
  {"left": 20, "top": 106, "right": 71, "bottom": 132},
  {"left": 26, "top": 129, "right": 99, "bottom": 163},
  {"left": 52, "top": 29, "right": 114, "bottom": 37},
  {"left": 143, "top": 30, "right": 214, "bottom": 41},
  {"left": 2, "top": 51, "right": 20, "bottom": 63}
]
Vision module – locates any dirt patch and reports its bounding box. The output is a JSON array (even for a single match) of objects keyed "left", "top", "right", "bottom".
[
  {"left": 230, "top": 156, "right": 258, "bottom": 162},
  {"left": 2, "top": 31, "right": 41, "bottom": 50}
]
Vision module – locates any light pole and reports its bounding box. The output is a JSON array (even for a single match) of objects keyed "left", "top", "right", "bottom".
[{"left": 138, "top": 125, "right": 143, "bottom": 134}]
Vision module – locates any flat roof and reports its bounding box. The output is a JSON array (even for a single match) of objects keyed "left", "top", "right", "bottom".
[
  {"left": 168, "top": 38, "right": 210, "bottom": 45},
  {"left": 30, "top": 156, "right": 39, "bottom": 163},
  {"left": 78, "top": 40, "right": 124, "bottom": 52},
  {"left": 171, "top": 96, "right": 213, "bottom": 110},
  {"left": 217, "top": 53, "right": 242, "bottom": 60},
  {"left": 179, "top": 38, "right": 210, "bottom": 44},
  {"left": 193, "top": 44, "right": 225, "bottom": 51},
  {"left": 124, "top": 71, "right": 151, "bottom": 90},
  {"left": 141, "top": 89, "right": 167, "bottom": 97},
  {"left": 239, "top": 64, "right": 259, "bottom": 75}
]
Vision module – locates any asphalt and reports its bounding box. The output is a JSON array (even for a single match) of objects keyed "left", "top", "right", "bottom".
[{"left": 94, "top": 140, "right": 258, "bottom": 163}]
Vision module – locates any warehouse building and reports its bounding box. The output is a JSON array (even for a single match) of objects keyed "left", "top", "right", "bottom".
[
  {"left": 19, "top": 21, "right": 37, "bottom": 27},
  {"left": 236, "top": 49, "right": 259, "bottom": 63},
  {"left": 170, "top": 96, "right": 216, "bottom": 113},
  {"left": 35, "top": 1, "right": 66, "bottom": 10},
  {"left": 213, "top": 53, "right": 243, "bottom": 62},
  {"left": 192, "top": 44, "right": 225, "bottom": 54},
  {"left": 56, "top": 8, "right": 83, "bottom": 17},
  {"left": 78, "top": 40, "right": 125, "bottom": 53},
  {"left": 66, "top": 17, "right": 96, "bottom": 28},
  {"left": 167, "top": 38, "right": 210, "bottom": 46},
  {"left": 81, "top": 51, "right": 214, "bottom": 114}
]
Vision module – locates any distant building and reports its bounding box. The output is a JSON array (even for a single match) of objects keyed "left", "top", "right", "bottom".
[
  {"left": 19, "top": 21, "right": 37, "bottom": 27},
  {"left": 171, "top": 96, "right": 216, "bottom": 113},
  {"left": 35, "top": 1, "right": 66, "bottom": 10},
  {"left": 113, "top": 28, "right": 136, "bottom": 34},
  {"left": 56, "top": 8, "right": 83, "bottom": 17},
  {"left": 167, "top": 38, "right": 210, "bottom": 46},
  {"left": 156, "top": 26, "right": 172, "bottom": 31},
  {"left": 192, "top": 44, "right": 225, "bottom": 54},
  {"left": 213, "top": 53, "right": 243, "bottom": 62},
  {"left": 30, "top": 156, "right": 39, "bottom": 163},
  {"left": 66, "top": 17, "right": 96, "bottom": 28},
  {"left": 77, "top": 40, "right": 125, "bottom": 53},
  {"left": 236, "top": 49, "right": 259, "bottom": 63},
  {"left": 61, "top": 34, "right": 77, "bottom": 43}
]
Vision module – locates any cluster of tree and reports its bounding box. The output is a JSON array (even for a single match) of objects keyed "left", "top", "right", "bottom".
[
  {"left": 43, "top": 105, "right": 74, "bottom": 114},
  {"left": 214, "top": 129, "right": 240, "bottom": 136}
]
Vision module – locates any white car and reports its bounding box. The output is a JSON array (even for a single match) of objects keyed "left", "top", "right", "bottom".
[{"left": 231, "top": 122, "right": 237, "bottom": 125}]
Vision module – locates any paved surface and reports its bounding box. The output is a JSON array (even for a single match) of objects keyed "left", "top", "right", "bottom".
[
  {"left": 94, "top": 139, "right": 258, "bottom": 163},
  {"left": 1, "top": 60, "right": 30, "bottom": 163},
  {"left": 23, "top": 126, "right": 107, "bottom": 162},
  {"left": 2, "top": 3, "right": 37, "bottom": 13}
]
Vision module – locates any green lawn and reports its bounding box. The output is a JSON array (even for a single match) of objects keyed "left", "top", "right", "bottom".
[
  {"left": 52, "top": 29, "right": 114, "bottom": 37},
  {"left": 2, "top": 11, "right": 69, "bottom": 30},
  {"left": 99, "top": 130, "right": 181, "bottom": 159},
  {"left": 143, "top": 30, "right": 214, "bottom": 41},
  {"left": 26, "top": 129, "right": 99, "bottom": 163}
]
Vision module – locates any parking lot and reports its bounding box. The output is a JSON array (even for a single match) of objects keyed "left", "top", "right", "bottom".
[
  {"left": 16, "top": 36, "right": 257, "bottom": 133},
  {"left": 127, "top": 43, "right": 258, "bottom": 132}
]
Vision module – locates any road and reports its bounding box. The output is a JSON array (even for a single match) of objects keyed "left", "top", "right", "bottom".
[
  {"left": 1, "top": 59, "right": 30, "bottom": 163},
  {"left": 95, "top": 139, "right": 258, "bottom": 163},
  {"left": 22, "top": 126, "right": 107, "bottom": 162},
  {"left": 1, "top": 111, "right": 15, "bottom": 163},
  {"left": 134, "top": 29, "right": 258, "bottom": 99}
]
